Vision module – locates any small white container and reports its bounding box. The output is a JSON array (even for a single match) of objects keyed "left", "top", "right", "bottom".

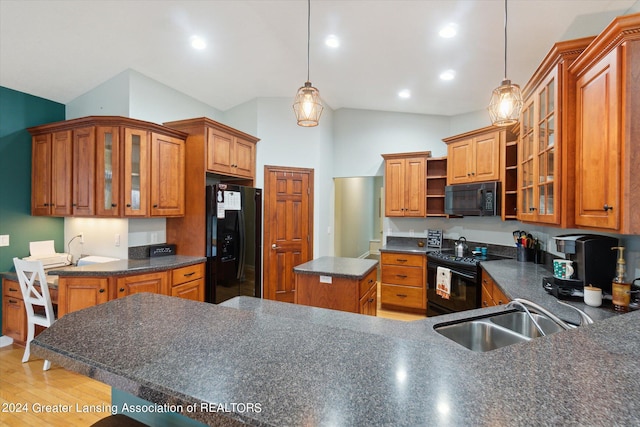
[{"left": 583, "top": 285, "right": 602, "bottom": 307}]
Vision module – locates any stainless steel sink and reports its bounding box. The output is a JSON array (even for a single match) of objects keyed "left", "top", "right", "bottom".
[
  {"left": 434, "top": 309, "right": 564, "bottom": 352},
  {"left": 489, "top": 311, "right": 563, "bottom": 338},
  {"left": 435, "top": 319, "right": 531, "bottom": 352}
]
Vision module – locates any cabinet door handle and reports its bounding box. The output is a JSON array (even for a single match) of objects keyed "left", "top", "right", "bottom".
[
  {"left": 153, "top": 204, "right": 158, "bottom": 208},
  {"left": 99, "top": 288, "right": 105, "bottom": 293},
  {"left": 368, "top": 298, "right": 374, "bottom": 303},
  {"left": 184, "top": 272, "right": 195, "bottom": 277},
  {"left": 603, "top": 204, "right": 613, "bottom": 211},
  {"left": 529, "top": 207, "right": 537, "bottom": 211},
  {"left": 126, "top": 204, "right": 132, "bottom": 207},
  {"left": 111, "top": 203, "right": 117, "bottom": 207}
]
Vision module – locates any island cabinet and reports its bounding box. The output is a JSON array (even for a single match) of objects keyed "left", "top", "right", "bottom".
[
  {"left": 28, "top": 116, "right": 188, "bottom": 218},
  {"left": 293, "top": 257, "right": 378, "bottom": 316},
  {"left": 380, "top": 252, "right": 426, "bottom": 312},
  {"left": 480, "top": 268, "right": 509, "bottom": 308},
  {"left": 163, "top": 117, "right": 260, "bottom": 257},
  {"left": 569, "top": 14, "right": 640, "bottom": 233},
  {"left": 170, "top": 263, "right": 205, "bottom": 301},
  {"left": 382, "top": 152, "right": 430, "bottom": 217},
  {"left": 517, "top": 37, "right": 595, "bottom": 227},
  {"left": 444, "top": 127, "right": 503, "bottom": 185},
  {"left": 115, "top": 271, "right": 169, "bottom": 299}
]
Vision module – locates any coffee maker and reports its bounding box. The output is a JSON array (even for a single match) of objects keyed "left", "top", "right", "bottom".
[{"left": 542, "top": 234, "right": 618, "bottom": 298}]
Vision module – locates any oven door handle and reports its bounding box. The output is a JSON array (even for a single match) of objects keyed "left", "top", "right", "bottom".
[{"left": 447, "top": 269, "right": 476, "bottom": 281}]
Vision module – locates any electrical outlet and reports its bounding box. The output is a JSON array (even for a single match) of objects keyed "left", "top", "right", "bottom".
[{"left": 0, "top": 235, "right": 9, "bottom": 247}]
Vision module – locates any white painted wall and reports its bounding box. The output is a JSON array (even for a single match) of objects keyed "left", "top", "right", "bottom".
[{"left": 66, "top": 70, "right": 130, "bottom": 119}]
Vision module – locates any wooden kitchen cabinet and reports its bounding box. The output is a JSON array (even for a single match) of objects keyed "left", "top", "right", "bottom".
[
  {"left": 294, "top": 264, "right": 377, "bottom": 316},
  {"left": 31, "top": 130, "right": 73, "bottom": 216},
  {"left": 570, "top": 15, "right": 640, "bottom": 233},
  {"left": 380, "top": 252, "right": 426, "bottom": 312},
  {"left": 480, "top": 268, "right": 510, "bottom": 308},
  {"left": 57, "top": 276, "right": 109, "bottom": 317},
  {"left": 206, "top": 127, "right": 256, "bottom": 179},
  {"left": 2, "top": 278, "right": 59, "bottom": 346},
  {"left": 115, "top": 271, "right": 169, "bottom": 298},
  {"left": 518, "top": 37, "right": 594, "bottom": 226},
  {"left": 28, "top": 116, "right": 188, "bottom": 218},
  {"left": 426, "top": 157, "right": 447, "bottom": 217},
  {"left": 163, "top": 117, "right": 260, "bottom": 257},
  {"left": 171, "top": 263, "right": 205, "bottom": 302},
  {"left": 444, "top": 127, "right": 502, "bottom": 185},
  {"left": 382, "top": 152, "right": 430, "bottom": 217}
]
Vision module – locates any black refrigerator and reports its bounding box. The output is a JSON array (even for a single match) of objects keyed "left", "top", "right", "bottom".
[{"left": 205, "top": 184, "right": 262, "bottom": 304}]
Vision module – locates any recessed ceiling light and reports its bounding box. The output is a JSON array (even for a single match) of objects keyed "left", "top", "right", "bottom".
[
  {"left": 190, "top": 35, "right": 206, "bottom": 50},
  {"left": 398, "top": 89, "right": 411, "bottom": 99},
  {"left": 438, "top": 23, "right": 458, "bottom": 38},
  {"left": 325, "top": 35, "right": 340, "bottom": 48},
  {"left": 440, "top": 69, "right": 456, "bottom": 81}
]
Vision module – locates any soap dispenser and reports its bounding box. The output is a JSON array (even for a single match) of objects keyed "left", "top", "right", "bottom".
[{"left": 611, "top": 246, "right": 631, "bottom": 312}]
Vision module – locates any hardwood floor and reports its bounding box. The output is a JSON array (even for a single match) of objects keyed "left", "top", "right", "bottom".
[{"left": 0, "top": 345, "right": 111, "bottom": 427}]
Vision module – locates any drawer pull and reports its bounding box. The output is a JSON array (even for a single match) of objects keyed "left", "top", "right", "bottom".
[
  {"left": 9, "top": 299, "right": 18, "bottom": 304},
  {"left": 396, "top": 258, "right": 408, "bottom": 263},
  {"left": 183, "top": 272, "right": 196, "bottom": 277},
  {"left": 9, "top": 287, "right": 18, "bottom": 292},
  {"left": 396, "top": 294, "right": 408, "bottom": 298},
  {"left": 396, "top": 275, "right": 408, "bottom": 279}
]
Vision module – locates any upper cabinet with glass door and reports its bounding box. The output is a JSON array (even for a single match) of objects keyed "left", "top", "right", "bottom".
[
  {"left": 517, "top": 37, "right": 595, "bottom": 227},
  {"left": 29, "top": 117, "right": 187, "bottom": 218}
]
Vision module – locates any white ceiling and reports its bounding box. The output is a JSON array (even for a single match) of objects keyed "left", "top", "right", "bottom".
[{"left": 1, "top": 0, "right": 638, "bottom": 117}]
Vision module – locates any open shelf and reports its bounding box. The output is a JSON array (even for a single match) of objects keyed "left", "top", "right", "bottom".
[{"left": 426, "top": 157, "right": 447, "bottom": 216}]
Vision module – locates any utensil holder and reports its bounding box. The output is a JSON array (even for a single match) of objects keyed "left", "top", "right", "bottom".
[{"left": 516, "top": 246, "right": 531, "bottom": 262}]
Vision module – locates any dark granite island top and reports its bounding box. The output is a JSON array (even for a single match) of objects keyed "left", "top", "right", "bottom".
[
  {"left": 33, "top": 292, "right": 640, "bottom": 426},
  {"left": 293, "top": 256, "right": 377, "bottom": 279}
]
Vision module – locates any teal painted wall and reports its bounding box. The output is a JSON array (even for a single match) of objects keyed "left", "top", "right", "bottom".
[{"left": 0, "top": 86, "right": 65, "bottom": 329}]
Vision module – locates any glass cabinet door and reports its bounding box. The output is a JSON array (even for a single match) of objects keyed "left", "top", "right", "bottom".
[
  {"left": 96, "top": 126, "right": 120, "bottom": 216},
  {"left": 124, "top": 128, "right": 149, "bottom": 217},
  {"left": 519, "top": 99, "right": 535, "bottom": 220},
  {"left": 536, "top": 78, "right": 556, "bottom": 220}
]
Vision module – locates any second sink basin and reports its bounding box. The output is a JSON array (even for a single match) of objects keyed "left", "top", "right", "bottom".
[
  {"left": 489, "top": 311, "right": 563, "bottom": 338},
  {"left": 434, "top": 309, "right": 563, "bottom": 352}
]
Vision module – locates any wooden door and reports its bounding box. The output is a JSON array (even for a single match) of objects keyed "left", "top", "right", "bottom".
[
  {"left": 404, "top": 157, "right": 426, "bottom": 216},
  {"left": 31, "top": 133, "right": 52, "bottom": 215},
  {"left": 384, "top": 158, "right": 405, "bottom": 216},
  {"left": 263, "top": 166, "right": 314, "bottom": 303},
  {"left": 447, "top": 139, "right": 473, "bottom": 184},
  {"left": 150, "top": 132, "right": 185, "bottom": 216},
  {"left": 474, "top": 133, "right": 500, "bottom": 182},
  {"left": 575, "top": 49, "right": 620, "bottom": 230},
  {"left": 72, "top": 126, "right": 96, "bottom": 216},
  {"left": 51, "top": 130, "right": 73, "bottom": 216}
]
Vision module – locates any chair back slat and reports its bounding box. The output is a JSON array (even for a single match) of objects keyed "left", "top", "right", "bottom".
[{"left": 13, "top": 257, "right": 55, "bottom": 325}]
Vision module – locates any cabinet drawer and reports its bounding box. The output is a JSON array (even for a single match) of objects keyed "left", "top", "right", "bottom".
[
  {"left": 172, "top": 263, "right": 205, "bottom": 286},
  {"left": 381, "top": 265, "right": 423, "bottom": 287},
  {"left": 381, "top": 252, "right": 423, "bottom": 267},
  {"left": 359, "top": 269, "right": 377, "bottom": 298},
  {"left": 380, "top": 284, "right": 423, "bottom": 309},
  {"left": 3, "top": 279, "right": 22, "bottom": 299}
]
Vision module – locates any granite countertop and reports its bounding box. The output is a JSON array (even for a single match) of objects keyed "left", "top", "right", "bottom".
[
  {"left": 46, "top": 255, "right": 206, "bottom": 277},
  {"left": 480, "top": 259, "right": 621, "bottom": 325},
  {"left": 32, "top": 292, "right": 640, "bottom": 426},
  {"left": 293, "top": 256, "right": 378, "bottom": 279}
]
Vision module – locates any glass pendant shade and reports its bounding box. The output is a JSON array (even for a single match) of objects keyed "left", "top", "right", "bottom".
[
  {"left": 293, "top": 81, "right": 324, "bottom": 127},
  {"left": 488, "top": 79, "right": 523, "bottom": 126}
]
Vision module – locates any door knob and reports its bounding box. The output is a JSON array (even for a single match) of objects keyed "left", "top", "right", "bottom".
[{"left": 271, "top": 244, "right": 281, "bottom": 249}]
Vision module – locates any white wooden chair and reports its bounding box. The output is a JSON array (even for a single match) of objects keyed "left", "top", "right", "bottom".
[{"left": 13, "top": 257, "right": 56, "bottom": 370}]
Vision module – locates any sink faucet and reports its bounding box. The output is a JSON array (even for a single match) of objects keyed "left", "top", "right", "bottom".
[{"left": 507, "top": 298, "right": 586, "bottom": 333}]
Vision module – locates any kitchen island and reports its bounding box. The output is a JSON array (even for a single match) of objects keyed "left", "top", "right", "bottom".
[
  {"left": 293, "top": 256, "right": 378, "bottom": 315},
  {"left": 33, "top": 291, "right": 640, "bottom": 426}
]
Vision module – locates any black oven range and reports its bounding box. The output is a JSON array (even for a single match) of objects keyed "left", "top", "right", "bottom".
[{"left": 426, "top": 250, "right": 505, "bottom": 317}]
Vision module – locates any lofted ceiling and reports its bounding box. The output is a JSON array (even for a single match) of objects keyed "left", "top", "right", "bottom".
[{"left": 1, "top": 0, "right": 638, "bottom": 117}]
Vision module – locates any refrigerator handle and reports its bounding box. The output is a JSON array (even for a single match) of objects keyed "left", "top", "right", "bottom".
[{"left": 238, "top": 208, "right": 246, "bottom": 280}]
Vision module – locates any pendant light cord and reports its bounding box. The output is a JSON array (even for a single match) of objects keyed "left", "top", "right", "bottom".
[
  {"left": 307, "top": 0, "right": 311, "bottom": 82},
  {"left": 503, "top": 0, "right": 508, "bottom": 80}
]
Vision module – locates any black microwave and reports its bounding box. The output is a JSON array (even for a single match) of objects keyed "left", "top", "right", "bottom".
[{"left": 444, "top": 181, "right": 500, "bottom": 216}]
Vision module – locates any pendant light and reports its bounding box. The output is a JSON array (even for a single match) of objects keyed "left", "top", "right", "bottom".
[
  {"left": 293, "top": 0, "right": 324, "bottom": 127},
  {"left": 488, "top": 0, "right": 523, "bottom": 126}
]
